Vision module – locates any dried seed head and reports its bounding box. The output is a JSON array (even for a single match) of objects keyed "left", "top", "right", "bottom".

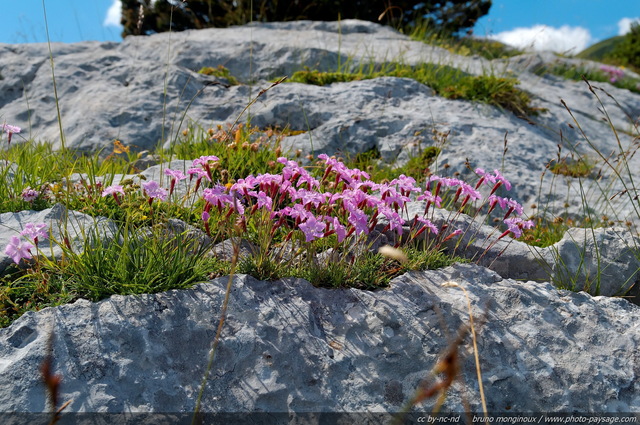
[{"left": 378, "top": 245, "right": 408, "bottom": 264}]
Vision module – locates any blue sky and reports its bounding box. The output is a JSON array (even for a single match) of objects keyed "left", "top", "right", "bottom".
[{"left": 0, "top": 1, "right": 638, "bottom": 54}]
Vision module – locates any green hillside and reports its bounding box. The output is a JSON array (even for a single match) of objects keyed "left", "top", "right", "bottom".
[{"left": 576, "top": 36, "right": 625, "bottom": 61}]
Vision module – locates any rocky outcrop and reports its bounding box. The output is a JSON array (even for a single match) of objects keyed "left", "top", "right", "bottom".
[{"left": 1, "top": 263, "right": 638, "bottom": 414}]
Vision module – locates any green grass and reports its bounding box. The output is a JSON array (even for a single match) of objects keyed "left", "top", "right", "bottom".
[
  {"left": 576, "top": 36, "right": 625, "bottom": 62},
  {"left": 409, "top": 27, "right": 524, "bottom": 60},
  {"left": 160, "top": 123, "right": 286, "bottom": 182},
  {"left": 289, "top": 64, "right": 539, "bottom": 116}
]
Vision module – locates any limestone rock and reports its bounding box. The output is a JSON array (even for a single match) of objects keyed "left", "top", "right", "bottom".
[
  {"left": 0, "top": 263, "right": 638, "bottom": 413},
  {"left": 549, "top": 226, "right": 640, "bottom": 296}
]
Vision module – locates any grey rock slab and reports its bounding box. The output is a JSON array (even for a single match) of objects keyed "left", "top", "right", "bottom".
[
  {"left": 404, "top": 201, "right": 640, "bottom": 297},
  {"left": 549, "top": 226, "right": 640, "bottom": 296},
  {"left": 209, "top": 238, "right": 256, "bottom": 262},
  {"left": 0, "top": 263, "right": 638, "bottom": 413},
  {"left": 0, "top": 204, "right": 117, "bottom": 274},
  {"left": 402, "top": 201, "right": 552, "bottom": 283}
]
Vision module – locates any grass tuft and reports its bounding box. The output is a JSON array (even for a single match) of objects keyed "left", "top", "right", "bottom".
[{"left": 289, "top": 65, "right": 539, "bottom": 116}]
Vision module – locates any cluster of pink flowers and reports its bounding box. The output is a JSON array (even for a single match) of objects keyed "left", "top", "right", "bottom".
[
  {"left": 96, "top": 154, "right": 530, "bottom": 246},
  {"left": 10, "top": 154, "right": 533, "bottom": 266},
  {"left": 4, "top": 223, "right": 48, "bottom": 264},
  {"left": 21, "top": 187, "right": 40, "bottom": 203},
  {"left": 600, "top": 65, "right": 625, "bottom": 83}
]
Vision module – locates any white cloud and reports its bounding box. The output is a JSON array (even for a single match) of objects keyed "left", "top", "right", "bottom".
[
  {"left": 618, "top": 17, "right": 640, "bottom": 35},
  {"left": 489, "top": 25, "right": 592, "bottom": 54},
  {"left": 104, "top": 0, "right": 122, "bottom": 27}
]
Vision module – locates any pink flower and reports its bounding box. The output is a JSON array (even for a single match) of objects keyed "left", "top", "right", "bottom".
[
  {"left": 390, "top": 175, "right": 420, "bottom": 195},
  {"left": 492, "top": 169, "right": 512, "bottom": 191},
  {"left": 475, "top": 169, "right": 512, "bottom": 192},
  {"left": 102, "top": 185, "right": 124, "bottom": 197},
  {"left": 488, "top": 195, "right": 523, "bottom": 217},
  {"left": 277, "top": 157, "right": 319, "bottom": 189},
  {"left": 201, "top": 210, "right": 211, "bottom": 235},
  {"left": 231, "top": 177, "right": 257, "bottom": 195},
  {"left": 192, "top": 155, "right": 220, "bottom": 167},
  {"left": 298, "top": 215, "right": 326, "bottom": 242},
  {"left": 317, "top": 154, "right": 369, "bottom": 187},
  {"left": 600, "top": 65, "right": 625, "bottom": 83},
  {"left": 379, "top": 206, "right": 405, "bottom": 235},
  {"left": 187, "top": 167, "right": 211, "bottom": 181},
  {"left": 416, "top": 216, "right": 438, "bottom": 235},
  {"left": 326, "top": 216, "right": 347, "bottom": 243},
  {"left": 346, "top": 204, "right": 370, "bottom": 235},
  {"left": 503, "top": 218, "right": 534, "bottom": 239},
  {"left": 142, "top": 180, "right": 168, "bottom": 202},
  {"left": 164, "top": 169, "right": 187, "bottom": 196},
  {"left": 2, "top": 123, "right": 21, "bottom": 144},
  {"left": 488, "top": 194, "right": 507, "bottom": 210},
  {"left": 441, "top": 229, "right": 463, "bottom": 243},
  {"left": 279, "top": 204, "right": 312, "bottom": 222},
  {"left": 4, "top": 236, "right": 34, "bottom": 264},
  {"left": 192, "top": 155, "right": 220, "bottom": 181},
  {"left": 379, "top": 185, "right": 411, "bottom": 208},
  {"left": 20, "top": 223, "right": 49, "bottom": 244},
  {"left": 102, "top": 184, "right": 124, "bottom": 205},
  {"left": 202, "top": 184, "right": 232, "bottom": 209},
  {"left": 292, "top": 189, "right": 328, "bottom": 208},
  {"left": 187, "top": 167, "right": 211, "bottom": 192},
  {"left": 21, "top": 187, "right": 39, "bottom": 202},
  {"left": 164, "top": 169, "right": 187, "bottom": 181},
  {"left": 249, "top": 190, "right": 273, "bottom": 211},
  {"left": 460, "top": 183, "right": 481, "bottom": 200},
  {"left": 430, "top": 176, "right": 464, "bottom": 188},
  {"left": 417, "top": 191, "right": 442, "bottom": 207}
]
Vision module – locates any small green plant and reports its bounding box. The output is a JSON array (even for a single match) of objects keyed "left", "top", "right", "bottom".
[
  {"left": 161, "top": 123, "right": 285, "bottom": 182},
  {"left": 289, "top": 69, "right": 361, "bottom": 86},
  {"left": 548, "top": 157, "right": 594, "bottom": 178},
  {"left": 197, "top": 65, "right": 239, "bottom": 85},
  {"left": 345, "top": 145, "right": 442, "bottom": 185}
]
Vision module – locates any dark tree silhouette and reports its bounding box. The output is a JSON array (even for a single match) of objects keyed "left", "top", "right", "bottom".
[{"left": 120, "top": 0, "right": 491, "bottom": 38}]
